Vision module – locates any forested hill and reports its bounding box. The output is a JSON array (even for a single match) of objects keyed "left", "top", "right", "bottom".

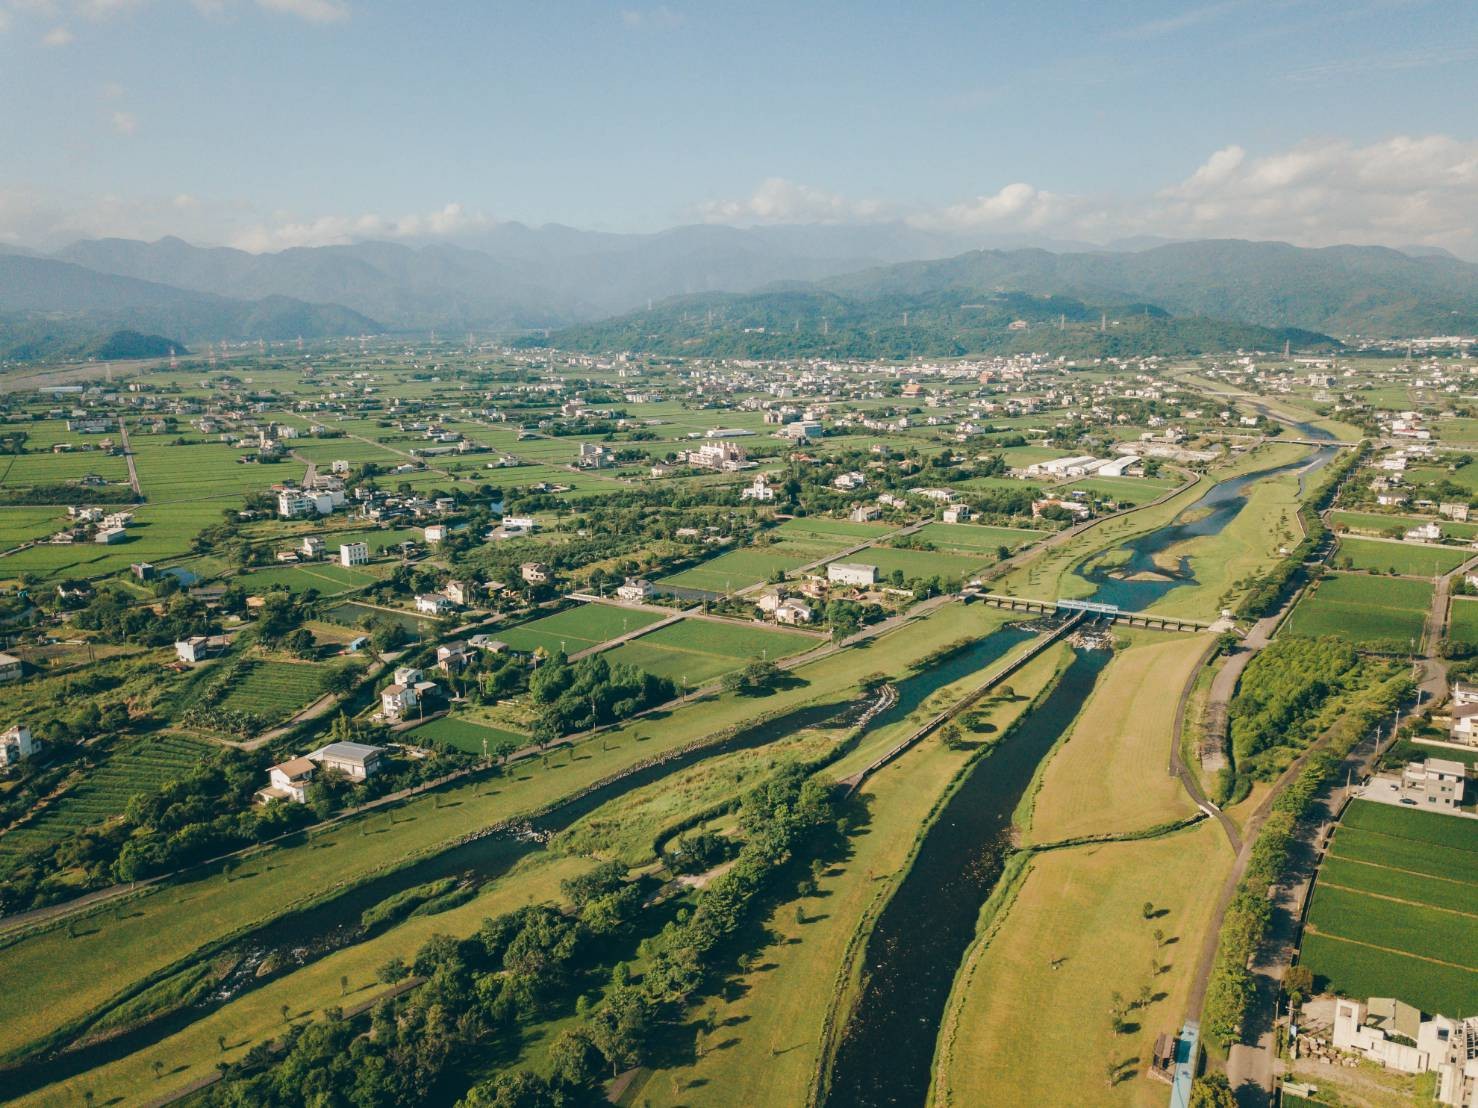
[
  {"left": 526, "top": 288, "right": 1341, "bottom": 360},
  {"left": 819, "top": 240, "right": 1478, "bottom": 336}
]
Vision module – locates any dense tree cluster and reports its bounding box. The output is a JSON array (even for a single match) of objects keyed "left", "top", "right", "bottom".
[{"left": 528, "top": 653, "right": 678, "bottom": 740}]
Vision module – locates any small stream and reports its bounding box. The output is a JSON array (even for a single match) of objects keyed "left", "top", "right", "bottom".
[{"left": 824, "top": 646, "right": 1112, "bottom": 1107}]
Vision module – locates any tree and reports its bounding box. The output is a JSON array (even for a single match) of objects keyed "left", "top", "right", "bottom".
[
  {"left": 1142, "top": 900, "right": 1155, "bottom": 919},
  {"left": 547, "top": 1027, "right": 601, "bottom": 1089},
  {"left": 284, "top": 627, "right": 317, "bottom": 659},
  {"left": 1189, "top": 1073, "right": 1237, "bottom": 1108},
  {"left": 1284, "top": 964, "right": 1314, "bottom": 1006},
  {"left": 377, "top": 956, "right": 409, "bottom": 984}
]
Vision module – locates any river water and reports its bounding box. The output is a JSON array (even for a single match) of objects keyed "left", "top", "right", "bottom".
[
  {"left": 824, "top": 647, "right": 1112, "bottom": 1107},
  {"left": 824, "top": 415, "right": 1342, "bottom": 1106}
]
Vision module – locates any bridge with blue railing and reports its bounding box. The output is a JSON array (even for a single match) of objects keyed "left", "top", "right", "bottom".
[{"left": 974, "top": 592, "right": 1212, "bottom": 632}]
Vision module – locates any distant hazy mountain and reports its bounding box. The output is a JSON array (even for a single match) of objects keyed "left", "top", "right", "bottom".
[
  {"left": 0, "top": 253, "right": 379, "bottom": 354},
  {"left": 52, "top": 223, "right": 1104, "bottom": 330},
  {"left": 533, "top": 286, "right": 1339, "bottom": 360},
  {"left": 7, "top": 231, "right": 1478, "bottom": 360},
  {"left": 820, "top": 240, "right": 1478, "bottom": 336}
]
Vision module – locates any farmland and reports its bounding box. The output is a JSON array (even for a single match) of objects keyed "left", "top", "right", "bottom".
[
  {"left": 1335, "top": 536, "right": 1469, "bottom": 576},
  {"left": 0, "top": 736, "right": 208, "bottom": 875},
  {"left": 407, "top": 715, "right": 528, "bottom": 755},
  {"left": 1285, "top": 572, "right": 1432, "bottom": 650},
  {"left": 211, "top": 659, "right": 326, "bottom": 723},
  {"left": 497, "top": 602, "right": 666, "bottom": 656},
  {"left": 836, "top": 543, "right": 990, "bottom": 582},
  {"left": 239, "top": 562, "right": 379, "bottom": 595},
  {"left": 1301, "top": 800, "right": 1478, "bottom": 1017},
  {"left": 599, "top": 615, "right": 814, "bottom": 684},
  {"left": 912, "top": 521, "right": 1045, "bottom": 553}
]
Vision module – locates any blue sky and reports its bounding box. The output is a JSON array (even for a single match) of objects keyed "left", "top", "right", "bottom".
[{"left": 3, "top": 0, "right": 1478, "bottom": 253}]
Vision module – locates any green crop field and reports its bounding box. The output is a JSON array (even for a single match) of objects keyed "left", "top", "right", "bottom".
[
  {"left": 408, "top": 716, "right": 528, "bottom": 754},
  {"left": 1300, "top": 800, "right": 1478, "bottom": 1016},
  {"left": 660, "top": 546, "right": 818, "bottom": 593},
  {"left": 214, "top": 660, "right": 326, "bottom": 720},
  {"left": 1285, "top": 572, "right": 1431, "bottom": 650},
  {"left": 1335, "top": 537, "right": 1468, "bottom": 576},
  {"left": 912, "top": 522, "right": 1044, "bottom": 553},
  {"left": 774, "top": 517, "right": 892, "bottom": 542},
  {"left": 0, "top": 735, "right": 208, "bottom": 874},
  {"left": 1330, "top": 510, "right": 1478, "bottom": 541},
  {"left": 239, "top": 562, "right": 379, "bottom": 595},
  {"left": 600, "top": 616, "right": 813, "bottom": 684},
  {"left": 1449, "top": 597, "right": 1478, "bottom": 647},
  {"left": 497, "top": 603, "right": 666, "bottom": 656},
  {"left": 832, "top": 544, "right": 988, "bottom": 582}
]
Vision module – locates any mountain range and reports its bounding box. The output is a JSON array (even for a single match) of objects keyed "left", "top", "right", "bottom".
[{"left": 1, "top": 224, "right": 1477, "bottom": 362}]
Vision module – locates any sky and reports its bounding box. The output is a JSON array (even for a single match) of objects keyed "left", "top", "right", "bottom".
[{"left": 3, "top": 0, "right": 1478, "bottom": 255}]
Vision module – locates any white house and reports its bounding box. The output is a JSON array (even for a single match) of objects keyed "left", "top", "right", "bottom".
[
  {"left": 443, "top": 580, "right": 475, "bottom": 606},
  {"left": 833, "top": 471, "right": 866, "bottom": 491},
  {"left": 175, "top": 635, "right": 228, "bottom": 664},
  {"left": 0, "top": 724, "right": 33, "bottom": 767},
  {"left": 257, "top": 756, "right": 316, "bottom": 804},
  {"left": 381, "top": 683, "right": 419, "bottom": 721},
  {"left": 849, "top": 504, "right": 882, "bottom": 522},
  {"left": 0, "top": 653, "right": 21, "bottom": 683},
  {"left": 339, "top": 542, "right": 370, "bottom": 567},
  {"left": 309, "top": 741, "right": 383, "bottom": 780},
  {"left": 302, "top": 536, "right": 325, "bottom": 559},
  {"left": 616, "top": 577, "right": 655, "bottom": 602},
  {"left": 424, "top": 524, "right": 448, "bottom": 544},
  {"left": 520, "top": 562, "right": 550, "bottom": 584},
  {"left": 942, "top": 505, "right": 972, "bottom": 524},
  {"left": 415, "top": 594, "right": 454, "bottom": 615},
  {"left": 828, "top": 562, "right": 879, "bottom": 587},
  {"left": 775, "top": 599, "right": 814, "bottom": 625},
  {"left": 1399, "top": 759, "right": 1467, "bottom": 810},
  {"left": 740, "top": 474, "right": 775, "bottom": 502},
  {"left": 1405, "top": 521, "right": 1443, "bottom": 542}
]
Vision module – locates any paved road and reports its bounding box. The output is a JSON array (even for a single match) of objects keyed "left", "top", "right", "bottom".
[{"left": 117, "top": 418, "right": 142, "bottom": 497}]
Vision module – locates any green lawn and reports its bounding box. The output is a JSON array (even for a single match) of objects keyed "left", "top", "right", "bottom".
[
  {"left": 213, "top": 660, "right": 326, "bottom": 721},
  {"left": 1450, "top": 597, "right": 1478, "bottom": 648}
]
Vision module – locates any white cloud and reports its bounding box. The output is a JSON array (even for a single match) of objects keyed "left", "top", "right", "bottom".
[
  {"left": 0, "top": 9, "right": 10, "bottom": 33},
  {"left": 1112, "top": 1, "right": 1241, "bottom": 40},
  {"left": 696, "top": 178, "right": 890, "bottom": 225},
  {"left": 79, "top": 0, "right": 146, "bottom": 19},
  {"left": 620, "top": 6, "right": 683, "bottom": 29},
  {"left": 229, "top": 202, "right": 493, "bottom": 251},
  {"left": 41, "top": 23, "right": 72, "bottom": 44},
  {"left": 907, "top": 183, "right": 1069, "bottom": 232},
  {"left": 255, "top": 0, "right": 347, "bottom": 25},
  {"left": 1151, "top": 135, "right": 1478, "bottom": 251},
  {"left": 110, "top": 109, "right": 137, "bottom": 135}
]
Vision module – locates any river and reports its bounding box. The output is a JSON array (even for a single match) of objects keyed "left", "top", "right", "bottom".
[{"left": 824, "top": 646, "right": 1112, "bottom": 1107}]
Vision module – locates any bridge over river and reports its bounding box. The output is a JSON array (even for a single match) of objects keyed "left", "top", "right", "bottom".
[{"left": 976, "top": 593, "right": 1214, "bottom": 632}]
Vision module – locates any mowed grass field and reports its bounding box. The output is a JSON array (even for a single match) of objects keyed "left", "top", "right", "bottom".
[
  {"left": 1301, "top": 800, "right": 1478, "bottom": 1016},
  {"left": 933, "top": 823, "right": 1233, "bottom": 1108},
  {"left": 1336, "top": 537, "right": 1469, "bottom": 577},
  {"left": 0, "top": 735, "right": 208, "bottom": 876},
  {"left": 836, "top": 544, "right": 990, "bottom": 582},
  {"left": 239, "top": 562, "right": 379, "bottom": 596},
  {"left": 497, "top": 602, "right": 666, "bottom": 656},
  {"left": 1027, "top": 632, "right": 1210, "bottom": 843},
  {"left": 599, "top": 616, "right": 814, "bottom": 685},
  {"left": 408, "top": 715, "right": 528, "bottom": 755},
  {"left": 913, "top": 521, "right": 1044, "bottom": 554},
  {"left": 660, "top": 522, "right": 884, "bottom": 593},
  {"left": 1285, "top": 572, "right": 1432, "bottom": 650}
]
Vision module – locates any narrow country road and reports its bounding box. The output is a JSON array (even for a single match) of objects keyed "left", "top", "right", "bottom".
[{"left": 117, "top": 417, "right": 142, "bottom": 497}]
